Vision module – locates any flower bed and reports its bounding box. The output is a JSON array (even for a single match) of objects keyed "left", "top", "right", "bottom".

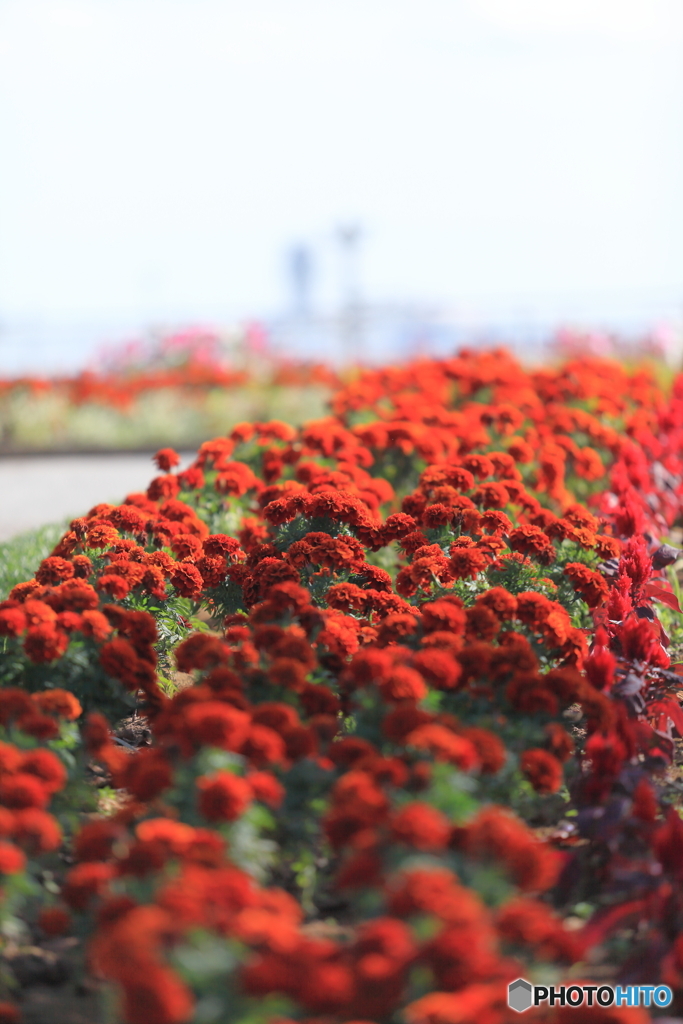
[
  {"left": 0, "top": 325, "right": 337, "bottom": 451},
  {"left": 0, "top": 348, "right": 681, "bottom": 1022}
]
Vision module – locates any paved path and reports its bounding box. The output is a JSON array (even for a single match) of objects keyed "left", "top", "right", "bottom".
[{"left": 0, "top": 453, "right": 195, "bottom": 541}]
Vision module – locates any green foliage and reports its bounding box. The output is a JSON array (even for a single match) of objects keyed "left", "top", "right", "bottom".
[{"left": 0, "top": 520, "right": 69, "bottom": 598}]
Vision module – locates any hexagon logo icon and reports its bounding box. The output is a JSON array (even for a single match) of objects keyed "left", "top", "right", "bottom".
[{"left": 508, "top": 978, "right": 533, "bottom": 1013}]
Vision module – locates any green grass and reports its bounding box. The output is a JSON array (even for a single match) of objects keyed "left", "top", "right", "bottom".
[{"left": 0, "top": 521, "right": 69, "bottom": 598}]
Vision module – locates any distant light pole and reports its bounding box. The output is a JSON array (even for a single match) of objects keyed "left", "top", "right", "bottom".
[
  {"left": 337, "top": 223, "right": 363, "bottom": 363},
  {"left": 288, "top": 244, "right": 313, "bottom": 318}
]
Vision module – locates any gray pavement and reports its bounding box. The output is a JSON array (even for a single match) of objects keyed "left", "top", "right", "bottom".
[{"left": 0, "top": 453, "right": 194, "bottom": 541}]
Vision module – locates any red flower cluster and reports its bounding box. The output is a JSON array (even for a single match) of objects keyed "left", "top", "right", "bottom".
[{"left": 5, "top": 347, "right": 683, "bottom": 1022}]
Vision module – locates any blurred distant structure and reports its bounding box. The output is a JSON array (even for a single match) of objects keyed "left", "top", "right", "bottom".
[
  {"left": 0, "top": 299, "right": 682, "bottom": 376},
  {"left": 288, "top": 245, "right": 314, "bottom": 317},
  {"left": 266, "top": 301, "right": 683, "bottom": 369},
  {"left": 336, "top": 223, "right": 364, "bottom": 362}
]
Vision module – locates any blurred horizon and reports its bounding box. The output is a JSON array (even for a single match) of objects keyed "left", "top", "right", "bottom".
[{"left": 0, "top": 0, "right": 681, "bottom": 372}]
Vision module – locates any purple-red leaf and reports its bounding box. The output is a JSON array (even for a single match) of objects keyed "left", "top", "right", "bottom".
[{"left": 644, "top": 583, "right": 681, "bottom": 613}]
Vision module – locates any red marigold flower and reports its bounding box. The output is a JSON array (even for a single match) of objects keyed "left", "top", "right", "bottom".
[
  {"left": 74, "top": 820, "right": 122, "bottom": 862},
  {"left": 117, "top": 749, "right": 174, "bottom": 802},
  {"left": 140, "top": 566, "right": 167, "bottom": 598},
  {"left": 8, "top": 580, "right": 42, "bottom": 603},
  {"left": 147, "top": 474, "right": 181, "bottom": 502},
  {"left": 462, "top": 454, "right": 495, "bottom": 479},
  {"left": 268, "top": 657, "right": 307, "bottom": 691},
  {"left": 595, "top": 534, "right": 621, "bottom": 559},
  {"left": 35, "top": 556, "right": 75, "bottom": 585},
  {"left": 56, "top": 610, "right": 82, "bottom": 633},
  {"left": 335, "top": 850, "right": 383, "bottom": 891},
  {"left": 520, "top": 748, "right": 563, "bottom": 794},
  {"left": 0, "top": 773, "right": 49, "bottom": 809},
  {"left": 119, "top": 964, "right": 195, "bottom": 1024},
  {"left": 387, "top": 866, "right": 461, "bottom": 916},
  {"left": 420, "top": 599, "right": 466, "bottom": 634},
  {"left": 380, "top": 666, "right": 427, "bottom": 703},
  {"left": 332, "top": 771, "right": 388, "bottom": 821},
  {"left": 203, "top": 533, "right": 242, "bottom": 559},
  {"left": 0, "top": 741, "right": 22, "bottom": 775},
  {"left": 465, "top": 604, "right": 500, "bottom": 641},
  {"left": 195, "top": 555, "right": 228, "bottom": 588},
  {"left": 175, "top": 634, "right": 228, "bottom": 672},
  {"left": 99, "top": 637, "right": 144, "bottom": 689},
  {"left": 247, "top": 771, "right": 285, "bottom": 808},
  {"left": 85, "top": 523, "right": 120, "bottom": 549},
  {"left": 13, "top": 808, "right": 62, "bottom": 853},
  {"left": 471, "top": 482, "right": 509, "bottom": 508},
  {"left": 449, "top": 547, "right": 487, "bottom": 580},
  {"left": 460, "top": 727, "right": 506, "bottom": 775},
  {"left": 399, "top": 528, "right": 430, "bottom": 554},
  {"left": 17, "top": 711, "right": 60, "bottom": 740},
  {"left": 328, "top": 736, "right": 377, "bottom": 768},
  {"left": 422, "top": 927, "right": 500, "bottom": 993},
  {"left": 96, "top": 573, "right": 131, "bottom": 599},
  {"left": 23, "top": 624, "right": 69, "bottom": 663},
  {"left": 0, "top": 603, "right": 27, "bottom": 637},
  {"left": 135, "top": 818, "right": 195, "bottom": 856},
  {"left": 480, "top": 509, "right": 513, "bottom": 534},
  {"left": 0, "top": 690, "right": 34, "bottom": 726},
  {"left": 544, "top": 723, "right": 574, "bottom": 763},
  {"left": 62, "top": 861, "right": 114, "bottom": 910},
  {"left": 177, "top": 465, "right": 205, "bottom": 490},
  {"left": 170, "top": 533, "right": 203, "bottom": 561},
  {"left": 38, "top": 907, "right": 71, "bottom": 936},
  {"left": 215, "top": 461, "right": 260, "bottom": 496},
  {"left": 153, "top": 447, "right": 181, "bottom": 472},
  {"left": 422, "top": 503, "right": 454, "bottom": 528},
  {"left": 184, "top": 702, "right": 250, "bottom": 751},
  {"left": 496, "top": 897, "right": 581, "bottom": 961},
  {"left": 170, "top": 562, "right": 204, "bottom": 599},
  {"left": 20, "top": 749, "right": 67, "bottom": 794},
  {"left": 77, "top": 610, "right": 110, "bottom": 642},
  {"left": 563, "top": 562, "right": 609, "bottom": 608},
  {"left": 296, "top": 960, "right": 355, "bottom": 1014},
  {"left": 230, "top": 422, "right": 254, "bottom": 443},
  {"left": 196, "top": 771, "right": 252, "bottom": 822},
  {"left": 31, "top": 688, "right": 82, "bottom": 720},
  {"left": 48, "top": 579, "right": 99, "bottom": 612},
  {"left": 382, "top": 512, "right": 418, "bottom": 541},
  {"left": 241, "top": 724, "right": 287, "bottom": 768},
  {"left": 412, "top": 649, "right": 461, "bottom": 690},
  {"left": 196, "top": 437, "right": 236, "bottom": 468},
  {"left": 476, "top": 586, "right": 517, "bottom": 619},
  {"left": 84, "top": 712, "right": 111, "bottom": 755},
  {"left": 407, "top": 725, "right": 479, "bottom": 771},
  {"left": 0, "top": 841, "right": 25, "bottom": 875},
  {"left": 508, "top": 524, "right": 556, "bottom": 565},
  {"left": 282, "top": 724, "right": 317, "bottom": 761},
  {"left": 374, "top": 613, "right": 419, "bottom": 647},
  {"left": 506, "top": 672, "right": 558, "bottom": 716},
  {"left": 391, "top": 803, "right": 450, "bottom": 850},
  {"left": 107, "top": 505, "right": 150, "bottom": 535},
  {"left": 464, "top": 806, "right": 561, "bottom": 891}
]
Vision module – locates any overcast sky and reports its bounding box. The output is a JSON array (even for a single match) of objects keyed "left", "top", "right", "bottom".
[{"left": 0, "top": 0, "right": 681, "bottom": 329}]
